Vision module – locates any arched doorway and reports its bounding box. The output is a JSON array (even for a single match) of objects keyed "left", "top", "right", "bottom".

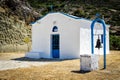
[{"left": 51, "top": 26, "right": 59, "bottom": 58}]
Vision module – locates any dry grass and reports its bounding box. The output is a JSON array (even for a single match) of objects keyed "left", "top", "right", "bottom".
[
  {"left": 0, "top": 52, "right": 25, "bottom": 60},
  {"left": 0, "top": 51, "right": 120, "bottom": 80}
]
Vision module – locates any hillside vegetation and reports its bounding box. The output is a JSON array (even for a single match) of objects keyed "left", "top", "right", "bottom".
[
  {"left": 28, "top": 0, "right": 120, "bottom": 26},
  {"left": 0, "top": 0, "right": 120, "bottom": 52},
  {"left": 28, "top": 0, "right": 120, "bottom": 30},
  {"left": 27, "top": 0, "right": 120, "bottom": 50},
  {"left": 0, "top": 0, "right": 40, "bottom": 52}
]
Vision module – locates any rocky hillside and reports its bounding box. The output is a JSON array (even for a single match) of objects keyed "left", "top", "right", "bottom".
[
  {"left": 27, "top": 0, "right": 120, "bottom": 50},
  {"left": 0, "top": 0, "right": 40, "bottom": 52},
  {"left": 0, "top": 0, "right": 120, "bottom": 52},
  {"left": 28, "top": 0, "right": 120, "bottom": 34}
]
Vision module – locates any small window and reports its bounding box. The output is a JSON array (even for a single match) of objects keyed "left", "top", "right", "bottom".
[{"left": 52, "top": 26, "right": 58, "bottom": 32}]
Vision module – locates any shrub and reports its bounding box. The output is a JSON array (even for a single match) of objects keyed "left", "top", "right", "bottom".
[
  {"left": 73, "top": 9, "right": 85, "bottom": 17},
  {"left": 110, "top": 35, "right": 120, "bottom": 50}
]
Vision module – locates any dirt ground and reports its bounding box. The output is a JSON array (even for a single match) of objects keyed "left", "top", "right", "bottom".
[{"left": 0, "top": 51, "right": 120, "bottom": 80}]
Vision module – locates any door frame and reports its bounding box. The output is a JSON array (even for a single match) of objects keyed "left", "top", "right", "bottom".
[{"left": 50, "top": 34, "right": 60, "bottom": 58}]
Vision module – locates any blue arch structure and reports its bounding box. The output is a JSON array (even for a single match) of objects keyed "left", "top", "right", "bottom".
[{"left": 91, "top": 18, "right": 106, "bottom": 69}]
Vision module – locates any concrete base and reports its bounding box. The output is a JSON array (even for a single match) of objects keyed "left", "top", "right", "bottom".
[
  {"left": 25, "top": 51, "right": 41, "bottom": 59},
  {"left": 80, "top": 54, "right": 99, "bottom": 71}
]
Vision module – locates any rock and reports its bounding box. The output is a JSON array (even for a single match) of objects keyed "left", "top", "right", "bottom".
[{"left": 0, "top": 0, "right": 39, "bottom": 52}]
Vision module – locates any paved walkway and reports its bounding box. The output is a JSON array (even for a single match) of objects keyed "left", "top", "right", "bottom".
[{"left": 0, "top": 60, "right": 51, "bottom": 70}]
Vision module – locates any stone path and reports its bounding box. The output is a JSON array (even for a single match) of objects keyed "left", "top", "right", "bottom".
[{"left": 0, "top": 60, "right": 51, "bottom": 71}]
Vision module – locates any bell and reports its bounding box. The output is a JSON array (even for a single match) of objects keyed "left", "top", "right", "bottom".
[{"left": 95, "top": 36, "right": 102, "bottom": 49}]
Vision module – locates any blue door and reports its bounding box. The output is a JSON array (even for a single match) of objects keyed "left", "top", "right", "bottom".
[{"left": 52, "top": 35, "right": 59, "bottom": 58}]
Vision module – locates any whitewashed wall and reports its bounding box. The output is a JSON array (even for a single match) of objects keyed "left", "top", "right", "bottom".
[
  {"left": 26, "top": 12, "right": 110, "bottom": 59},
  {"left": 79, "top": 19, "right": 110, "bottom": 55},
  {"left": 27, "top": 13, "right": 81, "bottom": 59}
]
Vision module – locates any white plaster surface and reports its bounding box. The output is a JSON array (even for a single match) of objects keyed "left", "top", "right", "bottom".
[
  {"left": 80, "top": 54, "right": 99, "bottom": 71},
  {"left": 26, "top": 12, "right": 110, "bottom": 59}
]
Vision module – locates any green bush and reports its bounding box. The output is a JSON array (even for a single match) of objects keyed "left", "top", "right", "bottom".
[
  {"left": 73, "top": 9, "right": 85, "bottom": 17},
  {"left": 110, "top": 35, "right": 120, "bottom": 50}
]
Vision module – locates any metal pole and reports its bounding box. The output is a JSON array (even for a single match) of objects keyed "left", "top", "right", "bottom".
[
  {"left": 91, "top": 23, "right": 94, "bottom": 54},
  {"left": 103, "top": 20, "right": 106, "bottom": 69},
  {"left": 91, "top": 20, "right": 96, "bottom": 54}
]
